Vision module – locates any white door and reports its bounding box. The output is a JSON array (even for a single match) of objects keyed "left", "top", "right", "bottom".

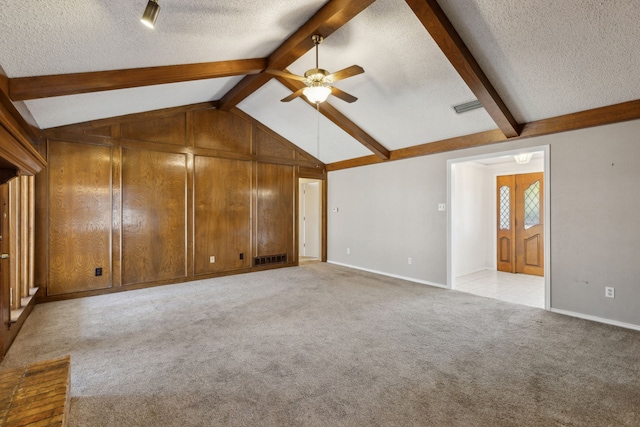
[{"left": 299, "top": 180, "right": 321, "bottom": 259}]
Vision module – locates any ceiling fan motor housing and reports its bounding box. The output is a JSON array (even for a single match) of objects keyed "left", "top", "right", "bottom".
[{"left": 304, "top": 68, "right": 332, "bottom": 87}]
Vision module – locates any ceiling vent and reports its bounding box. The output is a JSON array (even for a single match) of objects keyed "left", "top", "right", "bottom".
[{"left": 453, "top": 100, "right": 483, "bottom": 114}]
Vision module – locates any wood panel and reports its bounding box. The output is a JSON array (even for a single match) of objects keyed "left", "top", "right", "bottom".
[
  {"left": 121, "top": 114, "right": 187, "bottom": 146},
  {"left": 194, "top": 156, "right": 251, "bottom": 274},
  {"left": 48, "top": 141, "right": 112, "bottom": 295},
  {"left": 256, "top": 128, "right": 295, "bottom": 161},
  {"left": 122, "top": 149, "right": 187, "bottom": 285},
  {"left": 193, "top": 109, "right": 252, "bottom": 155},
  {"left": 256, "top": 163, "right": 295, "bottom": 258}
]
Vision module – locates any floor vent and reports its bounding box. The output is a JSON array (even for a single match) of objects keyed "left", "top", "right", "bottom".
[{"left": 254, "top": 253, "right": 287, "bottom": 266}]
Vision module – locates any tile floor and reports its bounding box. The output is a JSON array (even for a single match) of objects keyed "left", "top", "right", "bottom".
[{"left": 455, "top": 269, "right": 545, "bottom": 308}]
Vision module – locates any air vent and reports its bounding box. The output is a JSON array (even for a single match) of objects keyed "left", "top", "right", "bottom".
[
  {"left": 453, "top": 99, "right": 483, "bottom": 114},
  {"left": 254, "top": 253, "right": 288, "bottom": 266}
]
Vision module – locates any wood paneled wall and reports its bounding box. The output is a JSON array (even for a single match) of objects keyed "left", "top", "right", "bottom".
[{"left": 37, "top": 105, "right": 325, "bottom": 300}]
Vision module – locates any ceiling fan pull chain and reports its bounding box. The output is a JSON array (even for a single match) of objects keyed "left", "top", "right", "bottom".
[{"left": 316, "top": 102, "right": 321, "bottom": 161}]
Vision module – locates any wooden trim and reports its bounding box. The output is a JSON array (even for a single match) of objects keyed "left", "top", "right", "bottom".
[
  {"left": 9, "top": 58, "right": 267, "bottom": 101},
  {"left": 405, "top": 0, "right": 520, "bottom": 138},
  {"left": 327, "top": 100, "right": 640, "bottom": 171},
  {"left": 218, "top": 0, "right": 375, "bottom": 110},
  {"left": 275, "top": 76, "right": 390, "bottom": 159}
]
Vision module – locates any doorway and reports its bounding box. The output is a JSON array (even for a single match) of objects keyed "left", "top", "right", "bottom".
[
  {"left": 299, "top": 178, "right": 322, "bottom": 262},
  {"left": 447, "top": 146, "right": 550, "bottom": 310}
]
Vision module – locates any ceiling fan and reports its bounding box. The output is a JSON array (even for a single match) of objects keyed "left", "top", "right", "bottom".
[{"left": 267, "top": 35, "right": 364, "bottom": 104}]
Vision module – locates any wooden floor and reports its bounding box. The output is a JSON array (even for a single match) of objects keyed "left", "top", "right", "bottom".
[{"left": 0, "top": 356, "right": 70, "bottom": 427}]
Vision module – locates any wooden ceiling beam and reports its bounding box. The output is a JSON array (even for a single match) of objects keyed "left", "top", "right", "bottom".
[
  {"left": 0, "top": 68, "right": 43, "bottom": 145},
  {"left": 405, "top": 0, "right": 521, "bottom": 138},
  {"left": 9, "top": 58, "right": 268, "bottom": 101},
  {"left": 218, "top": 0, "right": 375, "bottom": 111},
  {"left": 327, "top": 99, "right": 640, "bottom": 171},
  {"left": 275, "top": 76, "right": 390, "bottom": 159}
]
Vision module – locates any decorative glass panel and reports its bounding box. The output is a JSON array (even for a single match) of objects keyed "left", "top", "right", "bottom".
[
  {"left": 499, "top": 185, "right": 510, "bottom": 230},
  {"left": 524, "top": 181, "right": 540, "bottom": 229}
]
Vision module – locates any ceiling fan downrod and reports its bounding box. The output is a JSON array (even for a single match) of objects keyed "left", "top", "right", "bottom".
[{"left": 312, "top": 34, "right": 323, "bottom": 69}]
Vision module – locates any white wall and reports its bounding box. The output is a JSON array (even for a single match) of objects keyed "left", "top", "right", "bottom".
[
  {"left": 328, "top": 119, "right": 640, "bottom": 327},
  {"left": 451, "top": 162, "right": 491, "bottom": 277}
]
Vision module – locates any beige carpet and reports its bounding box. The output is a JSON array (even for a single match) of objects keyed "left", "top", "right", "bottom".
[{"left": 2, "top": 263, "right": 639, "bottom": 426}]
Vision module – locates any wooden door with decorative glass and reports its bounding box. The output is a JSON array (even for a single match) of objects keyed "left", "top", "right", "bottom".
[{"left": 497, "top": 173, "right": 544, "bottom": 276}]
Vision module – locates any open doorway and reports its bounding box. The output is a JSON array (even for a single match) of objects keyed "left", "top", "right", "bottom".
[
  {"left": 447, "top": 146, "right": 550, "bottom": 310},
  {"left": 299, "top": 178, "right": 322, "bottom": 263}
]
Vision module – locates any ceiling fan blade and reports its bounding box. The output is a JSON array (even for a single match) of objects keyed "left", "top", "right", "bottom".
[
  {"left": 266, "top": 69, "right": 306, "bottom": 82},
  {"left": 281, "top": 88, "right": 305, "bottom": 102},
  {"left": 330, "top": 87, "right": 358, "bottom": 103},
  {"left": 327, "top": 65, "right": 364, "bottom": 82}
]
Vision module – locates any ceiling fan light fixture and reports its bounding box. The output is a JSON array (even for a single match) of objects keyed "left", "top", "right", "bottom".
[
  {"left": 141, "top": 0, "right": 160, "bottom": 29},
  {"left": 514, "top": 153, "right": 533, "bottom": 164},
  {"left": 303, "top": 86, "right": 331, "bottom": 104}
]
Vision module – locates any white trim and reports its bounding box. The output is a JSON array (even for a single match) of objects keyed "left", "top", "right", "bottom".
[
  {"left": 327, "top": 261, "right": 447, "bottom": 289},
  {"left": 550, "top": 308, "right": 640, "bottom": 332},
  {"left": 447, "top": 145, "right": 551, "bottom": 310}
]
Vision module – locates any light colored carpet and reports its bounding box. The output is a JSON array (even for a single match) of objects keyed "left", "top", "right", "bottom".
[{"left": 2, "top": 263, "right": 639, "bottom": 426}]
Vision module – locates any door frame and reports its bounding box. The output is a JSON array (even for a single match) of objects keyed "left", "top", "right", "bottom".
[
  {"left": 297, "top": 177, "right": 327, "bottom": 262},
  {"left": 446, "top": 145, "right": 551, "bottom": 310}
]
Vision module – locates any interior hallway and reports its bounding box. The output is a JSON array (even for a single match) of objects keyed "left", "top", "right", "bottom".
[{"left": 456, "top": 269, "right": 544, "bottom": 308}]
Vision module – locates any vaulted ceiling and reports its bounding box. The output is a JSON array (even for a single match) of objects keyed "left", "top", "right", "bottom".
[{"left": 1, "top": 0, "right": 640, "bottom": 167}]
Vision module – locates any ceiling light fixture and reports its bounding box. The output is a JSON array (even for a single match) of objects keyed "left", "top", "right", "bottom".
[
  {"left": 453, "top": 100, "right": 483, "bottom": 114},
  {"left": 141, "top": 0, "right": 160, "bottom": 29},
  {"left": 303, "top": 86, "right": 332, "bottom": 104},
  {"left": 514, "top": 153, "right": 533, "bottom": 164}
]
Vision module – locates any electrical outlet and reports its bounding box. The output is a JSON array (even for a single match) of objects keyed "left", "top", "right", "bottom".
[
  {"left": 239, "top": 253, "right": 244, "bottom": 260},
  {"left": 605, "top": 287, "right": 615, "bottom": 298},
  {"left": 438, "top": 203, "right": 446, "bottom": 212},
  {"left": 95, "top": 267, "right": 102, "bottom": 276},
  {"left": 210, "top": 256, "right": 215, "bottom": 264},
  {"left": 408, "top": 257, "right": 412, "bottom": 265},
  {"left": 347, "top": 248, "right": 351, "bottom": 255}
]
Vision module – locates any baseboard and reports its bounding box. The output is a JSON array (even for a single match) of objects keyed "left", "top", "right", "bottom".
[
  {"left": 327, "top": 261, "right": 447, "bottom": 289},
  {"left": 550, "top": 308, "right": 640, "bottom": 332}
]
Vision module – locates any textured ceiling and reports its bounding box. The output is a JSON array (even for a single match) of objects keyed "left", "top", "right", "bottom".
[
  {"left": 0, "top": 0, "right": 326, "bottom": 76},
  {"left": 26, "top": 77, "right": 242, "bottom": 129},
  {"left": 284, "top": 0, "right": 498, "bottom": 150},
  {"left": 1, "top": 0, "right": 639, "bottom": 164},
  {"left": 439, "top": 0, "right": 640, "bottom": 123}
]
